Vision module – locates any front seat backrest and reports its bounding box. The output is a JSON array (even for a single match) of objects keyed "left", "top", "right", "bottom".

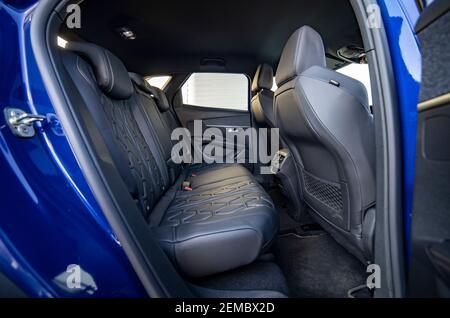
[
  {"left": 251, "top": 63, "right": 274, "bottom": 128},
  {"left": 274, "top": 26, "right": 375, "bottom": 262}
]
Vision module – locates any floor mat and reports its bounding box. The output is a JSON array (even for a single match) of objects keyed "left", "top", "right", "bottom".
[{"left": 274, "top": 233, "right": 369, "bottom": 298}]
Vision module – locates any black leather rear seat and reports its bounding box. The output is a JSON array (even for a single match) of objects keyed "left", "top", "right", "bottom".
[
  {"left": 61, "top": 42, "right": 278, "bottom": 277},
  {"left": 128, "top": 72, "right": 254, "bottom": 189}
]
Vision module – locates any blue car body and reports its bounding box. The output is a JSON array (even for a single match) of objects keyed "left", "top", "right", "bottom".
[{"left": 0, "top": 0, "right": 422, "bottom": 297}]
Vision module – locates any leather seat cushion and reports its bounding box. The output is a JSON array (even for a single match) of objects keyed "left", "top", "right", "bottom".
[{"left": 152, "top": 174, "right": 277, "bottom": 277}]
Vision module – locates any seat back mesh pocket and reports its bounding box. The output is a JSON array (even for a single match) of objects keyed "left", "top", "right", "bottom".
[{"left": 302, "top": 170, "right": 343, "bottom": 212}]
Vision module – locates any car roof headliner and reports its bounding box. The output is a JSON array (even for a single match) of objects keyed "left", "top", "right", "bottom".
[{"left": 68, "top": 0, "right": 362, "bottom": 76}]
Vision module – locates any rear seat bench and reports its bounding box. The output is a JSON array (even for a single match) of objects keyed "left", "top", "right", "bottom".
[{"left": 62, "top": 42, "right": 278, "bottom": 277}]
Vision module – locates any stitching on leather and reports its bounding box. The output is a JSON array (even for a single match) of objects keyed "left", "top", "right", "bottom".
[
  {"left": 171, "top": 184, "right": 264, "bottom": 206},
  {"left": 76, "top": 56, "right": 100, "bottom": 93},
  {"left": 104, "top": 51, "right": 115, "bottom": 93},
  {"left": 97, "top": 48, "right": 109, "bottom": 89},
  {"left": 137, "top": 90, "right": 171, "bottom": 150},
  {"left": 133, "top": 93, "right": 170, "bottom": 184},
  {"left": 98, "top": 81, "right": 165, "bottom": 215},
  {"left": 164, "top": 193, "right": 274, "bottom": 228}
]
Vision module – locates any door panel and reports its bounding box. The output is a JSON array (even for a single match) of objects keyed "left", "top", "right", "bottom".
[
  {"left": 173, "top": 72, "right": 254, "bottom": 167},
  {"left": 175, "top": 104, "right": 253, "bottom": 166},
  {"left": 176, "top": 105, "right": 251, "bottom": 131},
  {"left": 410, "top": 0, "right": 450, "bottom": 297}
]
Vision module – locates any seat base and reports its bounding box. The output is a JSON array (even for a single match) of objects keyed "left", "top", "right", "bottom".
[{"left": 151, "top": 164, "right": 278, "bottom": 277}]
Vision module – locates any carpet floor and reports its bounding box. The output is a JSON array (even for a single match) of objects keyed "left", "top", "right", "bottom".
[{"left": 274, "top": 233, "right": 369, "bottom": 298}]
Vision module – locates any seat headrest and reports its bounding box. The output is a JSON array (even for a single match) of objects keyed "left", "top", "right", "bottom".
[
  {"left": 67, "top": 42, "right": 133, "bottom": 100},
  {"left": 151, "top": 87, "right": 170, "bottom": 113},
  {"left": 128, "top": 73, "right": 171, "bottom": 113},
  {"left": 129, "top": 72, "right": 151, "bottom": 92},
  {"left": 275, "top": 26, "right": 326, "bottom": 87},
  {"left": 251, "top": 64, "right": 274, "bottom": 92}
]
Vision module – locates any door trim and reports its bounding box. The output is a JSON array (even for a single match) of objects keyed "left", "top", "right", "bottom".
[{"left": 418, "top": 93, "right": 450, "bottom": 112}]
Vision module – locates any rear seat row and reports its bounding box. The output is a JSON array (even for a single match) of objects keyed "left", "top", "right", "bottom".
[{"left": 61, "top": 42, "right": 278, "bottom": 277}]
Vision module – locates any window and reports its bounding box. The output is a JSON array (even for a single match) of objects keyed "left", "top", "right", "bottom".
[
  {"left": 271, "top": 78, "right": 278, "bottom": 92},
  {"left": 337, "top": 63, "right": 373, "bottom": 105},
  {"left": 181, "top": 73, "right": 249, "bottom": 111},
  {"left": 145, "top": 75, "right": 172, "bottom": 89}
]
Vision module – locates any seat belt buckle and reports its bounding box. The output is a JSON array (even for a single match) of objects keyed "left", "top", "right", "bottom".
[{"left": 182, "top": 181, "right": 192, "bottom": 191}]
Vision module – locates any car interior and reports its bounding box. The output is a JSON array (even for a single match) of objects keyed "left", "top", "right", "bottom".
[{"left": 40, "top": 0, "right": 379, "bottom": 297}]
